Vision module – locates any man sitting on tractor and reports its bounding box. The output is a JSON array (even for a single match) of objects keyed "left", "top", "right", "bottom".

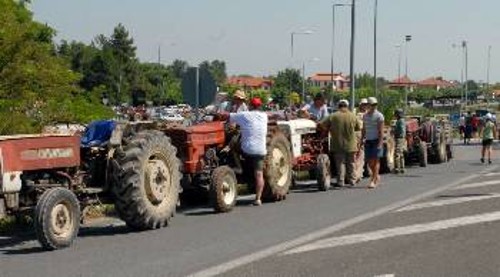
[
  {"left": 230, "top": 89, "right": 249, "bottom": 113},
  {"left": 229, "top": 97, "right": 268, "bottom": 206},
  {"left": 300, "top": 93, "right": 329, "bottom": 121}
]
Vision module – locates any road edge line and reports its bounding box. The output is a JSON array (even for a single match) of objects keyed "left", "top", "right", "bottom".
[{"left": 186, "top": 165, "right": 499, "bottom": 277}]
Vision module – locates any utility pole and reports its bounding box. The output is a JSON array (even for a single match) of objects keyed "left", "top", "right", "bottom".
[
  {"left": 487, "top": 45, "right": 492, "bottom": 100},
  {"left": 349, "top": 0, "right": 356, "bottom": 110},
  {"left": 463, "top": 41, "right": 469, "bottom": 108},
  {"left": 404, "top": 35, "right": 412, "bottom": 111},
  {"left": 373, "top": 0, "right": 378, "bottom": 98}
]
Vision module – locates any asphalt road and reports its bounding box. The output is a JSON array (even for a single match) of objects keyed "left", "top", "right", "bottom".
[{"left": 0, "top": 142, "right": 497, "bottom": 277}]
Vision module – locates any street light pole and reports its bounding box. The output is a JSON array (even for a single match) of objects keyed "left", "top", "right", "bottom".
[
  {"left": 404, "top": 35, "right": 412, "bottom": 111},
  {"left": 487, "top": 45, "right": 492, "bottom": 99},
  {"left": 396, "top": 44, "right": 402, "bottom": 82},
  {"left": 463, "top": 41, "right": 468, "bottom": 107},
  {"left": 349, "top": 0, "right": 356, "bottom": 110},
  {"left": 331, "top": 3, "right": 350, "bottom": 91},
  {"left": 374, "top": 0, "right": 378, "bottom": 98}
]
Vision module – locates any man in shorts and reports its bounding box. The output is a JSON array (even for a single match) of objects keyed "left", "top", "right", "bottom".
[
  {"left": 362, "top": 97, "right": 385, "bottom": 189},
  {"left": 230, "top": 97, "right": 268, "bottom": 206},
  {"left": 481, "top": 113, "right": 497, "bottom": 164}
]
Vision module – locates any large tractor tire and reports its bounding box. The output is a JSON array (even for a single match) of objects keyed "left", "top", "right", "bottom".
[
  {"left": 262, "top": 130, "right": 292, "bottom": 202},
  {"left": 316, "top": 154, "right": 331, "bottom": 191},
  {"left": 437, "top": 135, "right": 448, "bottom": 163},
  {"left": 210, "top": 166, "right": 238, "bottom": 213},
  {"left": 35, "top": 188, "right": 80, "bottom": 250},
  {"left": 446, "top": 144, "right": 453, "bottom": 160},
  {"left": 114, "top": 131, "right": 181, "bottom": 230},
  {"left": 380, "top": 138, "right": 395, "bottom": 174},
  {"left": 419, "top": 141, "right": 428, "bottom": 167}
]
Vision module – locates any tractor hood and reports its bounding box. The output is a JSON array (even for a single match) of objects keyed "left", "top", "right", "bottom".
[{"left": 277, "top": 119, "right": 318, "bottom": 135}]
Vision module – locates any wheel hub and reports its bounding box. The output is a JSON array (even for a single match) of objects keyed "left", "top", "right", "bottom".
[
  {"left": 145, "top": 159, "right": 171, "bottom": 205},
  {"left": 50, "top": 203, "right": 73, "bottom": 239},
  {"left": 222, "top": 178, "right": 236, "bottom": 205}
]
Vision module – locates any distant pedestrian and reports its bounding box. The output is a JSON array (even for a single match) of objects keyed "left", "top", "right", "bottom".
[
  {"left": 464, "top": 111, "right": 473, "bottom": 145},
  {"left": 229, "top": 97, "right": 267, "bottom": 206},
  {"left": 472, "top": 114, "right": 480, "bottom": 138},
  {"left": 320, "top": 99, "right": 360, "bottom": 187},
  {"left": 362, "top": 97, "right": 385, "bottom": 189},
  {"left": 393, "top": 109, "right": 407, "bottom": 174},
  {"left": 480, "top": 113, "right": 497, "bottom": 164}
]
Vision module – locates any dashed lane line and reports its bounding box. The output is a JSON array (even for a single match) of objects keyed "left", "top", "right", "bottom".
[
  {"left": 283, "top": 210, "right": 500, "bottom": 256},
  {"left": 395, "top": 193, "right": 500, "bottom": 212},
  {"left": 452, "top": 180, "right": 500, "bottom": 190}
]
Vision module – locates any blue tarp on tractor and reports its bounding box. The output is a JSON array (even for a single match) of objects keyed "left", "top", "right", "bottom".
[{"left": 81, "top": 120, "right": 116, "bottom": 148}]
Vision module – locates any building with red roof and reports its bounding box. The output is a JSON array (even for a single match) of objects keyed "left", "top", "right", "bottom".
[
  {"left": 227, "top": 76, "right": 273, "bottom": 91},
  {"left": 417, "top": 77, "right": 456, "bottom": 91},
  {"left": 308, "top": 73, "right": 349, "bottom": 91}
]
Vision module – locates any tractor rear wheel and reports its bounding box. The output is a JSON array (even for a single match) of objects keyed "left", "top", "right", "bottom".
[
  {"left": 114, "top": 131, "right": 180, "bottom": 230},
  {"left": 419, "top": 141, "right": 428, "bottom": 167},
  {"left": 437, "top": 134, "right": 448, "bottom": 163},
  {"left": 316, "top": 154, "right": 331, "bottom": 191},
  {"left": 210, "top": 166, "right": 238, "bottom": 213},
  {"left": 262, "top": 130, "right": 292, "bottom": 202},
  {"left": 35, "top": 188, "right": 80, "bottom": 250}
]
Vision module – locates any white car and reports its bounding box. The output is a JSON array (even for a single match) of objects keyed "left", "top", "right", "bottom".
[{"left": 160, "top": 113, "right": 185, "bottom": 123}]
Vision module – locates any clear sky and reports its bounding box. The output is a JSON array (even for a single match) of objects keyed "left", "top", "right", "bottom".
[{"left": 30, "top": 0, "right": 500, "bottom": 83}]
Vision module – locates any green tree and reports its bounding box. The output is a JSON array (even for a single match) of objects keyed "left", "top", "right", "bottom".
[
  {"left": 271, "top": 68, "right": 302, "bottom": 105},
  {"left": 169, "top": 59, "right": 189, "bottom": 79},
  {"left": 199, "top": 60, "right": 227, "bottom": 85}
]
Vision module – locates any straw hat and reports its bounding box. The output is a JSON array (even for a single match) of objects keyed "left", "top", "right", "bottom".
[{"left": 233, "top": 90, "right": 247, "bottom": 100}]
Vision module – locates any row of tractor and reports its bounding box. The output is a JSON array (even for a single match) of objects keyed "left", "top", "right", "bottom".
[{"left": 0, "top": 113, "right": 451, "bottom": 250}]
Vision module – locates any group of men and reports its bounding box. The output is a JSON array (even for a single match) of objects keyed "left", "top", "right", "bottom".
[
  {"left": 227, "top": 89, "right": 399, "bottom": 206},
  {"left": 319, "top": 97, "right": 386, "bottom": 189}
]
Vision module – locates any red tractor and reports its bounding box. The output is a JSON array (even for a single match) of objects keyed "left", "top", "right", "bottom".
[
  {"left": 0, "top": 121, "right": 182, "bottom": 250},
  {"left": 403, "top": 118, "right": 428, "bottom": 167}
]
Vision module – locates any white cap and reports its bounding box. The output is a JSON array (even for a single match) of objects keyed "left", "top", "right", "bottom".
[
  {"left": 367, "top": 97, "right": 378, "bottom": 104},
  {"left": 338, "top": 99, "right": 349, "bottom": 107},
  {"left": 360, "top": 98, "right": 368, "bottom": 104},
  {"left": 485, "top": 113, "right": 492, "bottom": 120}
]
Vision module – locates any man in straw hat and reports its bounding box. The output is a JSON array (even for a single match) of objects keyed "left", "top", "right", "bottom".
[{"left": 231, "top": 89, "right": 249, "bottom": 113}]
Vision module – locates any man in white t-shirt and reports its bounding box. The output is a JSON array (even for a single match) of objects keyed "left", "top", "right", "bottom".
[
  {"left": 301, "top": 93, "right": 329, "bottom": 121},
  {"left": 230, "top": 97, "right": 268, "bottom": 206},
  {"left": 362, "top": 97, "right": 385, "bottom": 189}
]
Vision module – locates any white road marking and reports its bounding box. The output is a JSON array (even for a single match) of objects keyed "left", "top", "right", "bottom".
[
  {"left": 484, "top": 172, "right": 500, "bottom": 177},
  {"left": 185, "top": 166, "right": 499, "bottom": 277},
  {"left": 452, "top": 180, "right": 500, "bottom": 190},
  {"left": 374, "top": 274, "right": 395, "bottom": 277},
  {"left": 395, "top": 193, "right": 500, "bottom": 212},
  {"left": 284, "top": 211, "right": 500, "bottom": 256}
]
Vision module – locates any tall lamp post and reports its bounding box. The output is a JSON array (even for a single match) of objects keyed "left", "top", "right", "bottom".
[
  {"left": 290, "top": 30, "right": 313, "bottom": 105},
  {"left": 486, "top": 45, "right": 492, "bottom": 101},
  {"left": 302, "top": 58, "right": 320, "bottom": 102},
  {"left": 348, "top": 0, "right": 356, "bottom": 110},
  {"left": 395, "top": 44, "right": 403, "bottom": 82},
  {"left": 404, "top": 35, "right": 412, "bottom": 110},
  {"left": 373, "top": 0, "right": 379, "bottom": 98},
  {"left": 331, "top": 3, "right": 350, "bottom": 90},
  {"left": 463, "top": 41, "right": 469, "bottom": 108}
]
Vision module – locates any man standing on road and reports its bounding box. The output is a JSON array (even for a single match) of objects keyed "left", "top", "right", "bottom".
[
  {"left": 230, "top": 90, "right": 249, "bottom": 113},
  {"left": 393, "top": 109, "right": 407, "bottom": 174},
  {"left": 230, "top": 97, "right": 268, "bottom": 206},
  {"left": 301, "top": 93, "right": 329, "bottom": 121},
  {"left": 362, "top": 97, "right": 385, "bottom": 189},
  {"left": 320, "top": 99, "right": 360, "bottom": 187},
  {"left": 480, "top": 113, "right": 497, "bottom": 164},
  {"left": 355, "top": 98, "right": 369, "bottom": 181}
]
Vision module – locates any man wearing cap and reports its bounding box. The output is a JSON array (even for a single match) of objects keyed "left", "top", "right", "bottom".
[
  {"left": 362, "top": 97, "right": 385, "bottom": 188},
  {"left": 229, "top": 97, "right": 268, "bottom": 206},
  {"left": 320, "top": 99, "right": 360, "bottom": 187},
  {"left": 355, "top": 98, "right": 369, "bottom": 181},
  {"left": 480, "top": 113, "right": 496, "bottom": 164},
  {"left": 393, "top": 109, "right": 407, "bottom": 173},
  {"left": 301, "top": 93, "right": 329, "bottom": 121},
  {"left": 231, "top": 90, "right": 249, "bottom": 113}
]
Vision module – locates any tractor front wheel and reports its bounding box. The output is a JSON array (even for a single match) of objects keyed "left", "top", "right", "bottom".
[
  {"left": 211, "top": 166, "right": 238, "bottom": 213},
  {"left": 35, "top": 188, "right": 80, "bottom": 250},
  {"left": 316, "top": 154, "right": 331, "bottom": 191}
]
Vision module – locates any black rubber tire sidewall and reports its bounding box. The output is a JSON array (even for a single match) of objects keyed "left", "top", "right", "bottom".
[
  {"left": 114, "top": 131, "right": 181, "bottom": 230},
  {"left": 262, "top": 131, "right": 292, "bottom": 202},
  {"left": 35, "top": 188, "right": 80, "bottom": 250},
  {"left": 419, "top": 141, "right": 428, "bottom": 167}
]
